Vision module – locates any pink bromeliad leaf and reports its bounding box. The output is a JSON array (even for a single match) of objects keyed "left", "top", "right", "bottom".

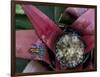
[
  {"left": 22, "top": 5, "right": 63, "bottom": 53},
  {"left": 70, "top": 9, "right": 95, "bottom": 35},
  {"left": 16, "top": 30, "right": 51, "bottom": 64}
]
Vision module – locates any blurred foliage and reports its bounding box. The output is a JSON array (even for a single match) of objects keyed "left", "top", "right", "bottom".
[
  {"left": 16, "top": 58, "right": 29, "bottom": 73},
  {"left": 16, "top": 14, "right": 32, "bottom": 29},
  {"left": 16, "top": 4, "right": 24, "bottom": 14}
]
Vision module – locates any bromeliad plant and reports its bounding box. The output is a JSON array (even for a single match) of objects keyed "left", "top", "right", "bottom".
[{"left": 17, "top": 5, "right": 95, "bottom": 72}]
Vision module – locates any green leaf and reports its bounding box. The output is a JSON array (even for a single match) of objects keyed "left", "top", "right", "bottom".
[
  {"left": 36, "top": 6, "right": 55, "bottom": 21},
  {"left": 16, "top": 14, "right": 32, "bottom": 30},
  {"left": 16, "top": 58, "right": 29, "bottom": 73},
  {"left": 54, "top": 6, "right": 66, "bottom": 23},
  {"left": 16, "top": 4, "right": 24, "bottom": 14}
]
